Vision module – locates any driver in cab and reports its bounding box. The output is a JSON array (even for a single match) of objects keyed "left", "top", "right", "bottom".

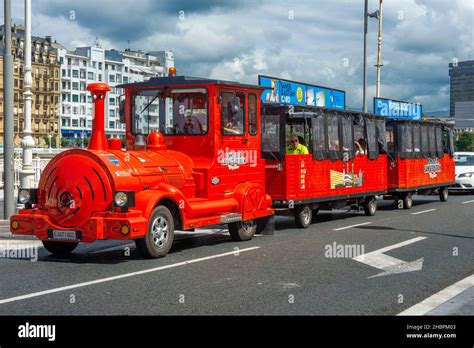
[{"left": 286, "top": 134, "right": 309, "bottom": 155}]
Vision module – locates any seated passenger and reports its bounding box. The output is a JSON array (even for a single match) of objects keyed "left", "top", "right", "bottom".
[
  {"left": 182, "top": 110, "right": 203, "bottom": 134},
  {"left": 355, "top": 138, "right": 366, "bottom": 155},
  {"left": 223, "top": 117, "right": 243, "bottom": 135},
  {"left": 286, "top": 134, "right": 309, "bottom": 155}
]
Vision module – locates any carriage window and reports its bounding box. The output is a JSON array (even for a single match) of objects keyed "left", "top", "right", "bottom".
[
  {"left": 435, "top": 126, "right": 444, "bottom": 158},
  {"left": 327, "top": 115, "right": 340, "bottom": 159},
  {"left": 376, "top": 119, "right": 387, "bottom": 154},
  {"left": 221, "top": 92, "right": 245, "bottom": 135},
  {"left": 261, "top": 114, "right": 282, "bottom": 160},
  {"left": 399, "top": 124, "right": 413, "bottom": 159},
  {"left": 354, "top": 119, "right": 366, "bottom": 155},
  {"left": 249, "top": 94, "right": 257, "bottom": 135},
  {"left": 341, "top": 116, "right": 354, "bottom": 159},
  {"left": 386, "top": 126, "right": 395, "bottom": 156},
  {"left": 286, "top": 120, "right": 312, "bottom": 153},
  {"left": 413, "top": 124, "right": 421, "bottom": 157},
  {"left": 448, "top": 128, "right": 455, "bottom": 156},
  {"left": 312, "top": 115, "right": 326, "bottom": 160},
  {"left": 428, "top": 125, "right": 436, "bottom": 157},
  {"left": 420, "top": 124, "right": 429, "bottom": 158},
  {"left": 366, "top": 118, "right": 378, "bottom": 160}
]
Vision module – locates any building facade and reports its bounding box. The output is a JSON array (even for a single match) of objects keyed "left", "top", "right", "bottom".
[
  {"left": 449, "top": 60, "right": 474, "bottom": 132},
  {"left": 56, "top": 41, "right": 174, "bottom": 143},
  {"left": 0, "top": 25, "right": 61, "bottom": 147}
]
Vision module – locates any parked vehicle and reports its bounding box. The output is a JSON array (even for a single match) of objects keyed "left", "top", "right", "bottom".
[{"left": 451, "top": 152, "right": 474, "bottom": 193}]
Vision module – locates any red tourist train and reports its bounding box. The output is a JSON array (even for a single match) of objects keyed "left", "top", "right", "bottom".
[{"left": 10, "top": 73, "right": 456, "bottom": 258}]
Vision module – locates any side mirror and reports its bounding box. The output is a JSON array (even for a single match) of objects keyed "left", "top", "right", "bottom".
[{"left": 119, "top": 96, "right": 125, "bottom": 123}]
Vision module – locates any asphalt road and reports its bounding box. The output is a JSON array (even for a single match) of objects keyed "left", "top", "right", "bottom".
[{"left": 0, "top": 193, "right": 473, "bottom": 315}]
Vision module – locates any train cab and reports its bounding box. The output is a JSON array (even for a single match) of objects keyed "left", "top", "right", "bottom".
[
  {"left": 384, "top": 119, "right": 455, "bottom": 208},
  {"left": 261, "top": 104, "right": 388, "bottom": 228}
]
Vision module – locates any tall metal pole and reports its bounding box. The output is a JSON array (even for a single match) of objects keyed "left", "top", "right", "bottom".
[
  {"left": 19, "top": 0, "right": 35, "bottom": 189},
  {"left": 375, "top": 0, "right": 383, "bottom": 98},
  {"left": 3, "top": 0, "right": 15, "bottom": 219},
  {"left": 363, "top": 0, "right": 368, "bottom": 112}
]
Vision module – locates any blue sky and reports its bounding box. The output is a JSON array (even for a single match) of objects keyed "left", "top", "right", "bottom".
[{"left": 3, "top": 0, "right": 473, "bottom": 112}]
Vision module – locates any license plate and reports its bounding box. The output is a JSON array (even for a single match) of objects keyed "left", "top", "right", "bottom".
[{"left": 50, "top": 230, "right": 78, "bottom": 241}]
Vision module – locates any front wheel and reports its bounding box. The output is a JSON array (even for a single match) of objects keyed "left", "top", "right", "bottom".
[
  {"left": 294, "top": 205, "right": 312, "bottom": 228},
  {"left": 135, "top": 206, "right": 174, "bottom": 259},
  {"left": 439, "top": 187, "right": 449, "bottom": 202},
  {"left": 229, "top": 220, "right": 257, "bottom": 241},
  {"left": 363, "top": 196, "right": 377, "bottom": 216},
  {"left": 42, "top": 241, "right": 78, "bottom": 255}
]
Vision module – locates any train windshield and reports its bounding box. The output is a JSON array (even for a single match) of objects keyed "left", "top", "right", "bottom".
[{"left": 131, "top": 88, "right": 208, "bottom": 136}]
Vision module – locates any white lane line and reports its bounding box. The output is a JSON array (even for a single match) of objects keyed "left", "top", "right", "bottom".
[
  {"left": 462, "top": 200, "right": 474, "bottom": 204},
  {"left": 411, "top": 209, "right": 437, "bottom": 215},
  {"left": 333, "top": 222, "right": 372, "bottom": 231},
  {"left": 0, "top": 246, "right": 261, "bottom": 305},
  {"left": 398, "top": 274, "right": 474, "bottom": 316}
]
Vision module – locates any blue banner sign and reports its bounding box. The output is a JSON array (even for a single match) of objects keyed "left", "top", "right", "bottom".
[
  {"left": 259, "top": 75, "right": 345, "bottom": 110},
  {"left": 373, "top": 97, "right": 422, "bottom": 120}
]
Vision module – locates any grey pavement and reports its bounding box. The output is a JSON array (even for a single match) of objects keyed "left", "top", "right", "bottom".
[{"left": 0, "top": 193, "right": 472, "bottom": 315}]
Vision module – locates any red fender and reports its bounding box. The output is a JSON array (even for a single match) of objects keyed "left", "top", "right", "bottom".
[{"left": 233, "top": 183, "right": 273, "bottom": 221}]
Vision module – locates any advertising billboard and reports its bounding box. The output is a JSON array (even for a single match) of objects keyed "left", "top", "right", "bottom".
[
  {"left": 373, "top": 97, "right": 422, "bottom": 120},
  {"left": 259, "top": 75, "right": 345, "bottom": 110}
]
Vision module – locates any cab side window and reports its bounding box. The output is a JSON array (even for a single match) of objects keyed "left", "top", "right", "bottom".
[
  {"left": 248, "top": 94, "right": 257, "bottom": 135},
  {"left": 221, "top": 92, "right": 245, "bottom": 135}
]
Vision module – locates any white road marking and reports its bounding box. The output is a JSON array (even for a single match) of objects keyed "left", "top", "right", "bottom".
[
  {"left": 353, "top": 237, "right": 427, "bottom": 278},
  {"left": 0, "top": 246, "right": 261, "bottom": 305},
  {"left": 333, "top": 222, "right": 372, "bottom": 231},
  {"left": 411, "top": 209, "right": 436, "bottom": 215},
  {"left": 398, "top": 274, "right": 474, "bottom": 316},
  {"left": 462, "top": 200, "right": 474, "bottom": 204}
]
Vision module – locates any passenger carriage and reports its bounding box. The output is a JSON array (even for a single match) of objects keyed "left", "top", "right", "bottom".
[
  {"left": 384, "top": 119, "right": 455, "bottom": 208},
  {"left": 261, "top": 104, "right": 388, "bottom": 228}
]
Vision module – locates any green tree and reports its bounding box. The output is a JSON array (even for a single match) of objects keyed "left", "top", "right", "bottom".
[{"left": 455, "top": 132, "right": 474, "bottom": 152}]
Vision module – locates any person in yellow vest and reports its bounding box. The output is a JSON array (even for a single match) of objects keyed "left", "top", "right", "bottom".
[{"left": 286, "top": 134, "right": 309, "bottom": 155}]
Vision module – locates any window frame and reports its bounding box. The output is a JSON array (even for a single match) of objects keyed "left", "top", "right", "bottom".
[
  {"left": 221, "top": 91, "right": 246, "bottom": 137},
  {"left": 327, "top": 114, "right": 341, "bottom": 160},
  {"left": 312, "top": 114, "right": 327, "bottom": 161}
]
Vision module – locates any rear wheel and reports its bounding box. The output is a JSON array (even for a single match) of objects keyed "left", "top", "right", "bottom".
[
  {"left": 42, "top": 241, "right": 78, "bottom": 255},
  {"left": 229, "top": 220, "right": 257, "bottom": 241},
  {"left": 402, "top": 192, "right": 413, "bottom": 209},
  {"left": 363, "top": 196, "right": 377, "bottom": 216},
  {"left": 294, "top": 205, "right": 312, "bottom": 228},
  {"left": 439, "top": 186, "right": 449, "bottom": 202},
  {"left": 135, "top": 206, "right": 174, "bottom": 259}
]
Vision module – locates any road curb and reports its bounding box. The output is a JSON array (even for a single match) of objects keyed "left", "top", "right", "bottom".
[
  {"left": 0, "top": 219, "right": 10, "bottom": 226},
  {"left": 0, "top": 232, "right": 38, "bottom": 241}
]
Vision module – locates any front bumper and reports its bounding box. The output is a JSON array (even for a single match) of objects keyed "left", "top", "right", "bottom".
[
  {"left": 450, "top": 178, "right": 474, "bottom": 191},
  {"left": 10, "top": 209, "right": 148, "bottom": 243}
]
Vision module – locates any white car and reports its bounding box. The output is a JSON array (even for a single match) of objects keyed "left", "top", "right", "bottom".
[{"left": 451, "top": 152, "right": 474, "bottom": 193}]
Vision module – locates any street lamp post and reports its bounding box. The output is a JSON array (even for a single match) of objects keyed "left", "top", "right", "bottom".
[
  {"left": 19, "top": 0, "right": 36, "bottom": 190},
  {"left": 363, "top": 0, "right": 368, "bottom": 113},
  {"left": 375, "top": 0, "right": 384, "bottom": 98},
  {"left": 3, "top": 0, "right": 15, "bottom": 218}
]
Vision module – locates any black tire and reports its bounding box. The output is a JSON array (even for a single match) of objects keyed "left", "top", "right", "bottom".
[
  {"left": 42, "top": 241, "right": 78, "bottom": 255},
  {"left": 311, "top": 207, "right": 320, "bottom": 222},
  {"left": 294, "top": 205, "right": 312, "bottom": 228},
  {"left": 363, "top": 196, "right": 377, "bottom": 216},
  {"left": 402, "top": 192, "right": 413, "bottom": 209},
  {"left": 229, "top": 220, "right": 257, "bottom": 241},
  {"left": 439, "top": 187, "right": 449, "bottom": 202},
  {"left": 135, "top": 206, "right": 174, "bottom": 259}
]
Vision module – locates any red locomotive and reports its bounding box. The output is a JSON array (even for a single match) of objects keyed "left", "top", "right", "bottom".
[
  {"left": 10, "top": 73, "right": 456, "bottom": 258},
  {"left": 11, "top": 77, "right": 274, "bottom": 258}
]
